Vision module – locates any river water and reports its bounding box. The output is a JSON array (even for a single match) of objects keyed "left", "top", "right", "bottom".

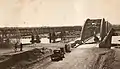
[{"left": 21, "top": 38, "right": 61, "bottom": 44}]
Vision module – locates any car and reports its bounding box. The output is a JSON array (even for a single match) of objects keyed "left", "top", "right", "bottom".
[
  {"left": 60, "top": 47, "right": 65, "bottom": 54},
  {"left": 75, "top": 40, "right": 83, "bottom": 45},
  {"left": 51, "top": 50, "right": 64, "bottom": 61},
  {"left": 68, "top": 41, "right": 76, "bottom": 48}
]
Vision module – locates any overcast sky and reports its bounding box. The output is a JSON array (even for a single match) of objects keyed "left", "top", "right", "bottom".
[{"left": 0, "top": 0, "right": 119, "bottom": 27}]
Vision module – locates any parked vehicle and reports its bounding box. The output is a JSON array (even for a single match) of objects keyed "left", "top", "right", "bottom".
[
  {"left": 71, "top": 43, "right": 76, "bottom": 48},
  {"left": 65, "top": 44, "right": 71, "bottom": 53},
  {"left": 75, "top": 40, "right": 83, "bottom": 45},
  {"left": 68, "top": 41, "right": 76, "bottom": 48},
  {"left": 51, "top": 50, "right": 64, "bottom": 61},
  {"left": 60, "top": 47, "right": 65, "bottom": 54}
]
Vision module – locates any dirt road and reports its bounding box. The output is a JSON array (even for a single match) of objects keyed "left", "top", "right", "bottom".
[
  {"left": 27, "top": 44, "right": 112, "bottom": 69},
  {"left": 111, "top": 48, "right": 120, "bottom": 69}
]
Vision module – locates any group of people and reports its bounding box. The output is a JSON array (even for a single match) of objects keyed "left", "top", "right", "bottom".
[{"left": 14, "top": 43, "right": 23, "bottom": 52}]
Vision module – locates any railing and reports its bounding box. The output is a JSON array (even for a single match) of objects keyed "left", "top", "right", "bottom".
[
  {"left": 99, "top": 28, "right": 114, "bottom": 48},
  {"left": 99, "top": 18, "right": 113, "bottom": 48}
]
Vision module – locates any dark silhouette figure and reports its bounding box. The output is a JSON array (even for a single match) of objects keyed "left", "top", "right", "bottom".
[
  {"left": 20, "top": 43, "right": 23, "bottom": 51},
  {"left": 94, "top": 35, "right": 99, "bottom": 42},
  {"left": 36, "top": 35, "right": 41, "bottom": 43},
  {"left": 14, "top": 43, "right": 17, "bottom": 52},
  {"left": 30, "top": 35, "right": 35, "bottom": 44},
  {"left": 52, "top": 32, "right": 56, "bottom": 43},
  {"left": 49, "top": 33, "right": 52, "bottom": 43}
]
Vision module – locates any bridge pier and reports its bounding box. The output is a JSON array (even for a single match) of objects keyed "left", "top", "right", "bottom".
[
  {"left": 30, "top": 35, "right": 35, "bottom": 44},
  {"left": 30, "top": 35, "right": 41, "bottom": 44},
  {"left": 36, "top": 35, "right": 41, "bottom": 43},
  {"left": 49, "top": 33, "right": 52, "bottom": 43},
  {"left": 60, "top": 31, "right": 65, "bottom": 41},
  {"left": 49, "top": 32, "right": 56, "bottom": 43}
]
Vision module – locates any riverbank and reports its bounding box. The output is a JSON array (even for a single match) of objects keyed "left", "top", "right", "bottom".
[{"left": 1, "top": 47, "right": 52, "bottom": 69}]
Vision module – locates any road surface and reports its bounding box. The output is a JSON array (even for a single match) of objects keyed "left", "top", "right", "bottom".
[
  {"left": 27, "top": 43, "right": 110, "bottom": 69},
  {"left": 111, "top": 48, "right": 120, "bottom": 69}
]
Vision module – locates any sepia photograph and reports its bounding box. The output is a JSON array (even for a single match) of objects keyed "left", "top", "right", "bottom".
[{"left": 0, "top": 0, "right": 119, "bottom": 69}]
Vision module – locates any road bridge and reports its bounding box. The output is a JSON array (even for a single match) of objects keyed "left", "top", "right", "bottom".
[{"left": 80, "top": 18, "right": 114, "bottom": 48}]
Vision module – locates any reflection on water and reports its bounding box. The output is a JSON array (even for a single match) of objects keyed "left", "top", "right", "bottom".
[
  {"left": 21, "top": 38, "right": 50, "bottom": 44},
  {"left": 10, "top": 38, "right": 62, "bottom": 44},
  {"left": 41, "top": 38, "right": 49, "bottom": 43},
  {"left": 21, "top": 38, "right": 61, "bottom": 44}
]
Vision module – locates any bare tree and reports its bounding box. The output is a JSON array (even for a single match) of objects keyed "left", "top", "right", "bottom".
[{"left": 0, "top": 27, "right": 21, "bottom": 48}]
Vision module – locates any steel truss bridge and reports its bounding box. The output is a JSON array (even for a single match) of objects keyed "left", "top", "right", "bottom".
[{"left": 80, "top": 18, "right": 114, "bottom": 48}]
